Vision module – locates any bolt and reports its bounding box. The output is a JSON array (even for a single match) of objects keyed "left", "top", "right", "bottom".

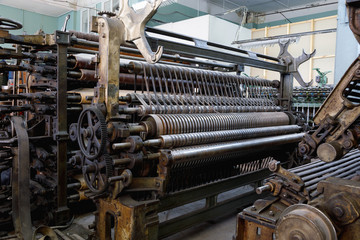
[
  {"left": 299, "top": 145, "right": 307, "bottom": 154},
  {"left": 251, "top": 206, "right": 256, "bottom": 211},
  {"left": 102, "top": 33, "right": 106, "bottom": 38},
  {"left": 333, "top": 206, "right": 344, "bottom": 218},
  {"left": 343, "top": 140, "right": 353, "bottom": 149},
  {"left": 269, "top": 161, "right": 279, "bottom": 172},
  {"left": 269, "top": 211, "right": 274, "bottom": 216}
]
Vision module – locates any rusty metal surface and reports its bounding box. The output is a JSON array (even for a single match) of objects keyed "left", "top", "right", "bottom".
[
  {"left": 96, "top": 196, "right": 159, "bottom": 240},
  {"left": 276, "top": 204, "right": 337, "bottom": 240},
  {"left": 237, "top": 150, "right": 360, "bottom": 240},
  {"left": 299, "top": 57, "right": 360, "bottom": 162},
  {"left": 348, "top": 0, "right": 360, "bottom": 44},
  {"left": 11, "top": 116, "right": 32, "bottom": 240},
  {"left": 235, "top": 215, "right": 275, "bottom": 240}
]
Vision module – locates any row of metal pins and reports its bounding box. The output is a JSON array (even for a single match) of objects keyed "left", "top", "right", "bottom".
[
  {"left": 134, "top": 62, "right": 277, "bottom": 114},
  {"left": 168, "top": 156, "right": 273, "bottom": 193}
]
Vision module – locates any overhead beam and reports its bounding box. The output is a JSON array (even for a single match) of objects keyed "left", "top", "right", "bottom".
[{"left": 232, "top": 28, "right": 337, "bottom": 45}]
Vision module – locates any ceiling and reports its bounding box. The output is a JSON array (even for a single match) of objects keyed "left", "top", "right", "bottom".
[
  {"left": 205, "top": 0, "right": 336, "bottom": 13},
  {"left": 175, "top": 0, "right": 338, "bottom": 24},
  {"left": 0, "top": 0, "right": 76, "bottom": 17},
  {"left": 0, "top": 0, "right": 339, "bottom": 20}
]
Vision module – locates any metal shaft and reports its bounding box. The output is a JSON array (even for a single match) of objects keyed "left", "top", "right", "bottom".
[
  {"left": 144, "top": 112, "right": 291, "bottom": 137},
  {"left": 162, "top": 133, "right": 304, "bottom": 163}
]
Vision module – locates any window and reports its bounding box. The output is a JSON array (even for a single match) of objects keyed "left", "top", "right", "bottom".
[
  {"left": 80, "top": 0, "right": 155, "bottom": 33},
  {"left": 112, "top": 0, "right": 119, "bottom": 12},
  {"left": 81, "top": 9, "right": 89, "bottom": 33},
  {"left": 80, "top": 4, "right": 99, "bottom": 33},
  {"left": 103, "top": 1, "right": 111, "bottom": 12}
]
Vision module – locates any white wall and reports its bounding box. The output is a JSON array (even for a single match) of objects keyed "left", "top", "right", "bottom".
[
  {"left": 208, "top": 15, "right": 251, "bottom": 46},
  {"left": 154, "top": 14, "right": 251, "bottom": 47},
  {"left": 154, "top": 15, "right": 210, "bottom": 43},
  {"left": 153, "top": 15, "right": 252, "bottom": 75}
]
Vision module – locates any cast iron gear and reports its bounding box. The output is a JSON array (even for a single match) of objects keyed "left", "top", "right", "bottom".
[
  {"left": 98, "top": 11, "right": 116, "bottom": 18},
  {"left": 82, "top": 153, "right": 113, "bottom": 194},
  {"left": 77, "top": 107, "right": 107, "bottom": 160}
]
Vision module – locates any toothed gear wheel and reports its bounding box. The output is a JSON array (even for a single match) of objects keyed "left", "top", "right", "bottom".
[
  {"left": 98, "top": 11, "right": 116, "bottom": 17},
  {"left": 82, "top": 153, "right": 113, "bottom": 194},
  {"left": 77, "top": 107, "right": 107, "bottom": 160}
]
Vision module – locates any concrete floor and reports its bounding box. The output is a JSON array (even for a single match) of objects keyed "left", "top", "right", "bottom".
[
  {"left": 70, "top": 211, "right": 237, "bottom": 240},
  {"left": 70, "top": 187, "right": 250, "bottom": 239},
  {"left": 164, "top": 213, "right": 237, "bottom": 240}
]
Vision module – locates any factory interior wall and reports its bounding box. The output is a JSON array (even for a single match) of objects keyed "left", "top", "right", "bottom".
[
  {"left": 154, "top": 15, "right": 210, "bottom": 43},
  {"left": 0, "top": 4, "right": 58, "bottom": 35},
  {"left": 208, "top": 15, "right": 251, "bottom": 47},
  {"left": 249, "top": 15, "right": 337, "bottom": 87},
  {"left": 155, "top": 14, "right": 251, "bottom": 75}
]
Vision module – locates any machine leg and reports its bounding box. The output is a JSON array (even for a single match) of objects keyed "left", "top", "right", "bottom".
[{"left": 96, "top": 196, "right": 159, "bottom": 240}]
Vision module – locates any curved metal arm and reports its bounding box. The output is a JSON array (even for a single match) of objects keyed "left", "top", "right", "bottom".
[
  {"left": 117, "top": 0, "right": 163, "bottom": 63},
  {"left": 0, "top": 17, "right": 23, "bottom": 30},
  {"left": 278, "top": 40, "right": 316, "bottom": 87}
]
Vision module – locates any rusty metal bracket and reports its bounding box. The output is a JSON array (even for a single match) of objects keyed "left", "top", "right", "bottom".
[
  {"left": 278, "top": 40, "right": 316, "bottom": 87},
  {"left": 92, "top": 0, "right": 163, "bottom": 119},
  {"left": 54, "top": 30, "right": 71, "bottom": 224},
  {"left": 11, "top": 116, "right": 32, "bottom": 240}
]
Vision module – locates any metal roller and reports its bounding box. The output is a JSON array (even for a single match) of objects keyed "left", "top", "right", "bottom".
[
  {"left": 159, "top": 125, "right": 302, "bottom": 148},
  {"left": 142, "top": 112, "right": 291, "bottom": 137},
  {"left": 160, "top": 133, "right": 304, "bottom": 164}
]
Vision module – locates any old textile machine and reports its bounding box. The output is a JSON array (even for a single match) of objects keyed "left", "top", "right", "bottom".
[
  {"left": 236, "top": 1, "right": 360, "bottom": 240},
  {"left": 0, "top": 0, "right": 313, "bottom": 239}
]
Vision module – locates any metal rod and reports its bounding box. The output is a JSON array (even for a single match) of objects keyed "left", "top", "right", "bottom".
[
  {"left": 302, "top": 157, "right": 360, "bottom": 182},
  {"left": 304, "top": 160, "right": 360, "bottom": 187},
  {"left": 113, "top": 158, "right": 131, "bottom": 166},
  {"left": 158, "top": 125, "right": 301, "bottom": 148},
  {"left": 165, "top": 133, "right": 304, "bottom": 163},
  {"left": 295, "top": 151, "right": 360, "bottom": 177}
]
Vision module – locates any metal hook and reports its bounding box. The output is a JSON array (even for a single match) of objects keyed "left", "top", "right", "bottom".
[
  {"left": 278, "top": 40, "right": 316, "bottom": 87},
  {"left": 117, "top": 0, "right": 163, "bottom": 63}
]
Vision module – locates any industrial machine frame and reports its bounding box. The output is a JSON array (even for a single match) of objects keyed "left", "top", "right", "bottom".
[{"left": 0, "top": 1, "right": 314, "bottom": 239}]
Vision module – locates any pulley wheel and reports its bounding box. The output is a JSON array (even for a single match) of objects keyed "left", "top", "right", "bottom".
[
  {"left": 82, "top": 153, "right": 113, "bottom": 194},
  {"left": 276, "top": 204, "right": 337, "bottom": 240},
  {"left": 77, "top": 107, "right": 107, "bottom": 160}
]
